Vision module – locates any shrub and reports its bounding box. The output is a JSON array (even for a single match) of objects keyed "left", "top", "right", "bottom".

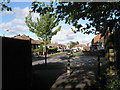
[{"left": 48, "top": 47, "right": 58, "bottom": 54}]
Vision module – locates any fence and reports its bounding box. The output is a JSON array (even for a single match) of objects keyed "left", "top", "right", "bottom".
[{"left": 2, "top": 37, "right": 32, "bottom": 89}]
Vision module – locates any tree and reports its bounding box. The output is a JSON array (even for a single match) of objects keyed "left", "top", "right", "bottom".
[
  {"left": 31, "top": 2, "right": 120, "bottom": 35},
  {"left": 0, "top": 0, "right": 12, "bottom": 11},
  {"left": 25, "top": 10, "right": 61, "bottom": 65},
  {"left": 68, "top": 41, "right": 79, "bottom": 49}
]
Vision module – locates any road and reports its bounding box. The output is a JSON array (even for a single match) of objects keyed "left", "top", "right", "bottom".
[{"left": 32, "top": 53, "right": 68, "bottom": 65}]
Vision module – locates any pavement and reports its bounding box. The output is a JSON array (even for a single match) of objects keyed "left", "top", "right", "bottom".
[
  {"left": 32, "top": 53, "right": 105, "bottom": 89},
  {"left": 50, "top": 55, "right": 99, "bottom": 89}
]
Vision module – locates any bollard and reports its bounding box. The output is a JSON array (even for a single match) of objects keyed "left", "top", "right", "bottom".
[{"left": 67, "top": 55, "right": 71, "bottom": 76}]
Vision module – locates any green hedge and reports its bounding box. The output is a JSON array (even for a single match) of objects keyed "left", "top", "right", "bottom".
[
  {"left": 32, "top": 49, "right": 43, "bottom": 53},
  {"left": 48, "top": 47, "right": 58, "bottom": 54}
]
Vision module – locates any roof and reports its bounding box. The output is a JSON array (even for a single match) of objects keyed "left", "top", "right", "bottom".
[
  {"left": 31, "top": 40, "right": 41, "bottom": 44},
  {"left": 93, "top": 34, "right": 101, "bottom": 43},
  {"left": 58, "top": 44, "right": 67, "bottom": 47},
  {"left": 14, "top": 34, "right": 31, "bottom": 40},
  {"left": 13, "top": 34, "right": 41, "bottom": 44},
  {"left": 75, "top": 44, "right": 86, "bottom": 47},
  {"left": 47, "top": 43, "right": 66, "bottom": 47},
  {"left": 47, "top": 43, "right": 59, "bottom": 47}
]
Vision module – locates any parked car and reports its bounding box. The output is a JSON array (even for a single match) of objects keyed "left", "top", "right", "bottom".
[{"left": 65, "top": 50, "right": 73, "bottom": 55}]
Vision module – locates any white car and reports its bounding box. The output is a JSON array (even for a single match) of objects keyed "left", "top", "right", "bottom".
[{"left": 72, "top": 49, "right": 77, "bottom": 52}]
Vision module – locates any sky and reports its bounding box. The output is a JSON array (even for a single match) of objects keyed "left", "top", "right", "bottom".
[{"left": 0, "top": 2, "right": 95, "bottom": 45}]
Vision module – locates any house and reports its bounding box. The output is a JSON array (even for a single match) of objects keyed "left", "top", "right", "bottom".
[
  {"left": 47, "top": 43, "right": 67, "bottom": 52},
  {"left": 13, "top": 34, "right": 41, "bottom": 50},
  {"left": 71, "top": 44, "right": 86, "bottom": 52},
  {"left": 90, "top": 34, "right": 104, "bottom": 51},
  {"left": 58, "top": 44, "right": 67, "bottom": 52},
  {"left": 47, "top": 43, "right": 58, "bottom": 48}
]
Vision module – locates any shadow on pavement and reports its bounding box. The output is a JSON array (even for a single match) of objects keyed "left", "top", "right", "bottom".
[
  {"left": 32, "top": 62, "right": 66, "bottom": 90},
  {"left": 51, "top": 57, "right": 100, "bottom": 90},
  {"left": 51, "top": 66, "right": 99, "bottom": 89}
]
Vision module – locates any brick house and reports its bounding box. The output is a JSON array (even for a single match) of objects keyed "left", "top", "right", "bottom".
[
  {"left": 13, "top": 34, "right": 41, "bottom": 50},
  {"left": 90, "top": 34, "right": 104, "bottom": 51}
]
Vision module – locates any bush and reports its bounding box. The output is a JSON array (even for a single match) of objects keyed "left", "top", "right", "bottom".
[
  {"left": 48, "top": 47, "right": 58, "bottom": 54},
  {"left": 32, "top": 49, "right": 43, "bottom": 53},
  {"left": 99, "top": 63, "right": 120, "bottom": 90}
]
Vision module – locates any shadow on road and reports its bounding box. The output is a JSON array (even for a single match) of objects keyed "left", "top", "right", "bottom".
[
  {"left": 32, "top": 56, "right": 51, "bottom": 62},
  {"left": 59, "top": 56, "right": 68, "bottom": 60}
]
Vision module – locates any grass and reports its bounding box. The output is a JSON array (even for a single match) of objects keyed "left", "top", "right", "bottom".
[
  {"left": 39, "top": 52, "right": 66, "bottom": 58},
  {"left": 47, "top": 52, "right": 66, "bottom": 57},
  {"left": 71, "top": 51, "right": 83, "bottom": 57}
]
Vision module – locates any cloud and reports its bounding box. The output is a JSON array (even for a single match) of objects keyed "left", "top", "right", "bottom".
[
  {"left": 12, "top": 19, "right": 25, "bottom": 24},
  {"left": 12, "top": 25, "right": 29, "bottom": 31},
  {"left": 51, "top": 24, "right": 95, "bottom": 44},
  {"left": 79, "top": 37, "right": 90, "bottom": 44},
  {"left": 13, "top": 7, "right": 30, "bottom": 19},
  {"left": 11, "top": 0, "right": 54, "bottom": 2},
  {"left": 51, "top": 24, "right": 76, "bottom": 43},
  {"left": 0, "top": 22, "right": 29, "bottom": 35},
  {"left": 0, "top": 22, "right": 12, "bottom": 29},
  {"left": 0, "top": 7, "right": 40, "bottom": 35},
  {"left": 0, "top": 11, "right": 13, "bottom": 16},
  {"left": 13, "top": 7, "right": 39, "bottom": 20}
]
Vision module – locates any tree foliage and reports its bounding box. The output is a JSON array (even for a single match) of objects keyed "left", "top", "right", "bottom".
[
  {"left": 31, "top": 1, "right": 120, "bottom": 35},
  {"left": 25, "top": 12, "right": 61, "bottom": 44},
  {"left": 68, "top": 41, "right": 79, "bottom": 49},
  {"left": 0, "top": 0, "right": 12, "bottom": 11}
]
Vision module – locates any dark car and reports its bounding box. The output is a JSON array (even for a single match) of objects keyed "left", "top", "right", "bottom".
[{"left": 66, "top": 50, "right": 73, "bottom": 55}]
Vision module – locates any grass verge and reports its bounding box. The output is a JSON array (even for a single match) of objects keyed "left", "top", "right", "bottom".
[
  {"left": 37, "top": 52, "right": 66, "bottom": 58},
  {"left": 47, "top": 52, "right": 66, "bottom": 57},
  {"left": 71, "top": 51, "right": 83, "bottom": 57}
]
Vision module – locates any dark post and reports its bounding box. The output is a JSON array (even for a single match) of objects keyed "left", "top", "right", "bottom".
[
  {"left": 98, "top": 51, "right": 100, "bottom": 78},
  {"left": 45, "top": 45, "right": 47, "bottom": 65}
]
